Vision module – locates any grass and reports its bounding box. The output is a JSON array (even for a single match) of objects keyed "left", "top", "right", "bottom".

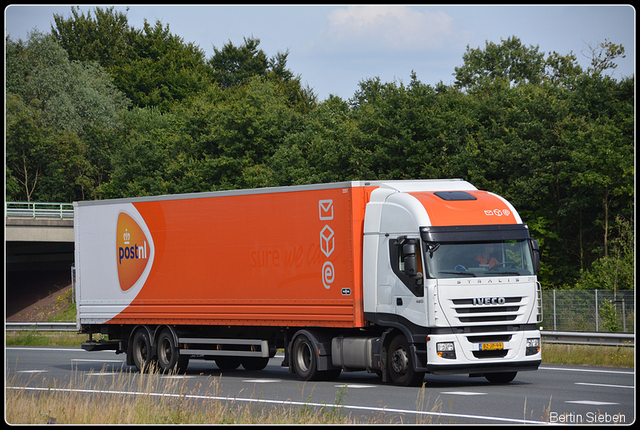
[
  {"left": 5, "top": 366, "right": 444, "bottom": 424},
  {"left": 540, "top": 342, "right": 634, "bottom": 368}
]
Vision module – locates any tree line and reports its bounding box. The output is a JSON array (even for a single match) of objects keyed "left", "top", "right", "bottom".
[{"left": 5, "top": 7, "right": 634, "bottom": 291}]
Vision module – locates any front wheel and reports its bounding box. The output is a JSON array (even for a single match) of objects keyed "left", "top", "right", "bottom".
[
  {"left": 388, "top": 335, "right": 425, "bottom": 387},
  {"left": 291, "top": 334, "right": 320, "bottom": 381}
]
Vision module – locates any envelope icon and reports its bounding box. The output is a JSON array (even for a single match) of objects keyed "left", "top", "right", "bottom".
[{"left": 319, "top": 199, "right": 334, "bottom": 220}]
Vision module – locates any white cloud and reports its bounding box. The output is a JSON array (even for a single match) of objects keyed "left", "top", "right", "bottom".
[{"left": 321, "top": 6, "right": 459, "bottom": 52}]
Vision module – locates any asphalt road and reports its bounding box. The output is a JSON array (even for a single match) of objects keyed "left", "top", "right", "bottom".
[{"left": 6, "top": 346, "right": 635, "bottom": 424}]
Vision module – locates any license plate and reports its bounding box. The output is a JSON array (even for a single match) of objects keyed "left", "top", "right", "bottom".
[{"left": 480, "top": 342, "right": 504, "bottom": 350}]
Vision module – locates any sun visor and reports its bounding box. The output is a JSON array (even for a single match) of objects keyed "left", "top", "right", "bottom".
[{"left": 420, "top": 224, "right": 531, "bottom": 242}]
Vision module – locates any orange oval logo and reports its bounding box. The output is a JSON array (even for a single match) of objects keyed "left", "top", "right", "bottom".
[{"left": 116, "top": 212, "right": 150, "bottom": 291}]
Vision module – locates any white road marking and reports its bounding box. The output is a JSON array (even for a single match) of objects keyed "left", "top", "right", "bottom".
[
  {"left": 242, "top": 379, "right": 282, "bottom": 383},
  {"left": 162, "top": 375, "right": 197, "bottom": 379},
  {"left": 87, "top": 372, "right": 122, "bottom": 377},
  {"left": 441, "top": 391, "right": 487, "bottom": 396},
  {"left": 15, "top": 370, "right": 48, "bottom": 373},
  {"left": 565, "top": 400, "right": 619, "bottom": 406},
  {"left": 71, "top": 359, "right": 124, "bottom": 363},
  {"left": 334, "top": 384, "right": 377, "bottom": 389},
  {"left": 575, "top": 382, "right": 634, "bottom": 389},
  {"left": 540, "top": 366, "right": 633, "bottom": 375}
]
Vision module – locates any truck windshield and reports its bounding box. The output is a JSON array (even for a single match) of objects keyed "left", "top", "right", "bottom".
[{"left": 424, "top": 240, "right": 535, "bottom": 279}]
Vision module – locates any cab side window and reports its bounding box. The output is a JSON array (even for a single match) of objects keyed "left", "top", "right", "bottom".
[{"left": 389, "top": 237, "right": 424, "bottom": 297}]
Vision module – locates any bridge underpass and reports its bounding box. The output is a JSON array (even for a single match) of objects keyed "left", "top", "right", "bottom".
[{"left": 5, "top": 203, "right": 75, "bottom": 318}]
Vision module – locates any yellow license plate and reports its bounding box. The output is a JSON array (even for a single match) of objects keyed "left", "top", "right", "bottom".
[{"left": 480, "top": 342, "right": 504, "bottom": 350}]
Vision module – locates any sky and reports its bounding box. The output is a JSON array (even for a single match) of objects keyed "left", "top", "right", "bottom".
[{"left": 4, "top": 4, "right": 635, "bottom": 101}]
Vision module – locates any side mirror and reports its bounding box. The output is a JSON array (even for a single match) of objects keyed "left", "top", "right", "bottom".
[{"left": 403, "top": 243, "right": 418, "bottom": 276}]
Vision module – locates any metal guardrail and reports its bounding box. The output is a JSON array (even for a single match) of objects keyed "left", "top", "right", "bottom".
[
  {"left": 5, "top": 323, "right": 634, "bottom": 347},
  {"left": 541, "top": 330, "right": 634, "bottom": 347},
  {"left": 6, "top": 322, "right": 77, "bottom": 332},
  {"left": 5, "top": 201, "right": 74, "bottom": 219}
]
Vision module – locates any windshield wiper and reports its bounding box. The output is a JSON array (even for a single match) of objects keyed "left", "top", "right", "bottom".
[{"left": 439, "top": 271, "right": 476, "bottom": 277}]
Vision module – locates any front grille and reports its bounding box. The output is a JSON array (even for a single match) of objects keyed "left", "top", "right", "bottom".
[
  {"left": 473, "top": 350, "right": 508, "bottom": 359},
  {"left": 451, "top": 297, "right": 523, "bottom": 324},
  {"left": 466, "top": 334, "right": 512, "bottom": 343}
]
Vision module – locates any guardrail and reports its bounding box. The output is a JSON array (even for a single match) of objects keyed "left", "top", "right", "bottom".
[
  {"left": 6, "top": 322, "right": 77, "bottom": 332},
  {"left": 5, "top": 202, "right": 74, "bottom": 219},
  {"left": 541, "top": 330, "right": 634, "bottom": 347},
  {"left": 5, "top": 324, "right": 634, "bottom": 347}
]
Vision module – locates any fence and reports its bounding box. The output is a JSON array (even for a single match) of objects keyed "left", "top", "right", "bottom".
[
  {"left": 541, "top": 289, "right": 634, "bottom": 333},
  {"left": 5, "top": 201, "right": 74, "bottom": 219}
]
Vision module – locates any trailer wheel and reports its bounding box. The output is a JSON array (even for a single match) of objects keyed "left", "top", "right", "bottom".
[
  {"left": 157, "top": 329, "right": 189, "bottom": 374},
  {"left": 388, "top": 335, "right": 425, "bottom": 387},
  {"left": 241, "top": 357, "right": 270, "bottom": 371},
  {"left": 485, "top": 372, "right": 517, "bottom": 384},
  {"left": 291, "top": 334, "right": 320, "bottom": 381},
  {"left": 131, "top": 329, "right": 155, "bottom": 373}
]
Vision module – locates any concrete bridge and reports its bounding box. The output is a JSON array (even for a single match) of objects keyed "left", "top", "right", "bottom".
[{"left": 5, "top": 202, "right": 75, "bottom": 317}]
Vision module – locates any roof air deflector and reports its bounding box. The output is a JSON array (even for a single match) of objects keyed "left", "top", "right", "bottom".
[{"left": 434, "top": 191, "right": 477, "bottom": 201}]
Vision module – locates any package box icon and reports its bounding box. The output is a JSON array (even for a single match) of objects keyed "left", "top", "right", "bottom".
[
  {"left": 319, "top": 199, "right": 334, "bottom": 220},
  {"left": 320, "top": 225, "right": 335, "bottom": 257}
]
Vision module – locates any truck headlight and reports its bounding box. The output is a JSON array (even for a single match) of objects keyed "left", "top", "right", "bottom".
[
  {"left": 436, "top": 342, "right": 456, "bottom": 359},
  {"left": 526, "top": 338, "right": 540, "bottom": 355}
]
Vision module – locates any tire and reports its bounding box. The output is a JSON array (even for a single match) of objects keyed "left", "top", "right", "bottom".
[
  {"left": 387, "top": 335, "right": 425, "bottom": 387},
  {"left": 131, "top": 329, "right": 155, "bottom": 373},
  {"left": 291, "top": 334, "right": 320, "bottom": 381},
  {"left": 241, "top": 357, "right": 270, "bottom": 371},
  {"left": 156, "top": 329, "right": 189, "bottom": 374},
  {"left": 215, "top": 356, "right": 241, "bottom": 371},
  {"left": 485, "top": 372, "right": 517, "bottom": 384}
]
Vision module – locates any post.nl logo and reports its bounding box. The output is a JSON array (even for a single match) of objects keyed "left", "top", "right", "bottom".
[{"left": 116, "top": 212, "right": 151, "bottom": 291}]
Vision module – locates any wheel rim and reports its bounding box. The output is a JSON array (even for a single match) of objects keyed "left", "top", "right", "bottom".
[
  {"left": 296, "top": 342, "right": 312, "bottom": 373},
  {"left": 135, "top": 336, "right": 148, "bottom": 367},
  {"left": 159, "top": 337, "right": 172, "bottom": 365},
  {"left": 391, "top": 347, "right": 409, "bottom": 375}
]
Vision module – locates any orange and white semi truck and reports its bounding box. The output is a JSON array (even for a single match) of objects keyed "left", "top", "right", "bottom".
[{"left": 74, "top": 179, "right": 542, "bottom": 386}]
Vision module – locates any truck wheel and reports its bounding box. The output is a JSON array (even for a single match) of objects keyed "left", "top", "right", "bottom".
[
  {"left": 388, "top": 335, "right": 425, "bottom": 387},
  {"left": 292, "top": 334, "right": 320, "bottom": 380},
  {"left": 485, "top": 372, "right": 517, "bottom": 384},
  {"left": 215, "top": 357, "right": 241, "bottom": 370},
  {"left": 241, "top": 357, "right": 270, "bottom": 371},
  {"left": 131, "top": 329, "right": 155, "bottom": 373},
  {"left": 156, "top": 329, "right": 189, "bottom": 374}
]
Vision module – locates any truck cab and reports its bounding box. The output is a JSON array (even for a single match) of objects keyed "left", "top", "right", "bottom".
[{"left": 360, "top": 180, "right": 542, "bottom": 385}]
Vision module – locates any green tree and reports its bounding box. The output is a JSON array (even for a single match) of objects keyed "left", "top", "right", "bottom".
[
  {"left": 208, "top": 36, "right": 270, "bottom": 89},
  {"left": 582, "top": 38, "right": 626, "bottom": 75},
  {"left": 208, "top": 36, "right": 316, "bottom": 113},
  {"left": 575, "top": 216, "right": 634, "bottom": 291},
  {"left": 271, "top": 95, "right": 369, "bottom": 185},
  {"left": 52, "top": 6, "right": 211, "bottom": 111},
  {"left": 103, "top": 78, "right": 299, "bottom": 197},
  {"left": 51, "top": 6, "right": 130, "bottom": 69},
  {"left": 454, "top": 36, "right": 546, "bottom": 89},
  {"left": 6, "top": 31, "right": 129, "bottom": 201}
]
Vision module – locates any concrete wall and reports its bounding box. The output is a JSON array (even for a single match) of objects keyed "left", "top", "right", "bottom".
[{"left": 5, "top": 217, "right": 74, "bottom": 242}]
